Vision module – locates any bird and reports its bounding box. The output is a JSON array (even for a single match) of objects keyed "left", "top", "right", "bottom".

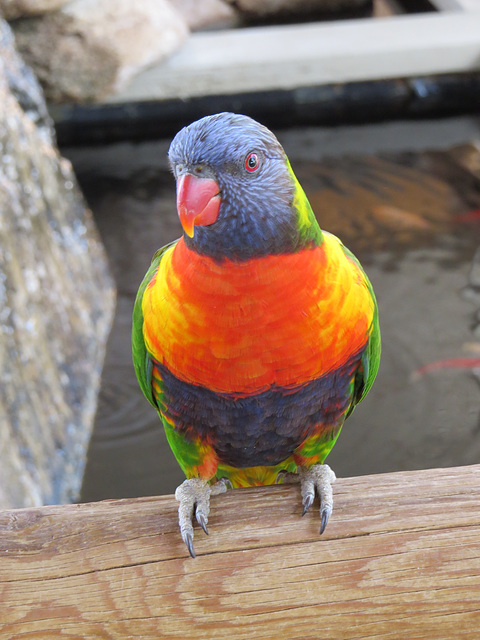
[{"left": 132, "top": 112, "right": 381, "bottom": 558}]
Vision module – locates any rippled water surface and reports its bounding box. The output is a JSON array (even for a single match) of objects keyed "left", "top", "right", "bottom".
[{"left": 63, "top": 118, "right": 480, "bottom": 501}]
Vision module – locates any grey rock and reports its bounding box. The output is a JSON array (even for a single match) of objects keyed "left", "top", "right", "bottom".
[
  {"left": 0, "top": 0, "right": 67, "bottom": 20},
  {"left": 0, "top": 19, "right": 115, "bottom": 507},
  {"left": 11, "top": 12, "right": 119, "bottom": 103},
  {"left": 172, "top": 0, "right": 238, "bottom": 31},
  {"left": 12, "top": 0, "right": 189, "bottom": 103},
  {"left": 0, "top": 19, "right": 54, "bottom": 141}
]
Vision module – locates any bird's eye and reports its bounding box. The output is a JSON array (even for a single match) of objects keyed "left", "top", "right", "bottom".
[{"left": 245, "top": 152, "right": 260, "bottom": 173}]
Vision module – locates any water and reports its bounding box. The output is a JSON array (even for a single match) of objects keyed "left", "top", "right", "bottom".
[{"left": 61, "top": 117, "right": 480, "bottom": 502}]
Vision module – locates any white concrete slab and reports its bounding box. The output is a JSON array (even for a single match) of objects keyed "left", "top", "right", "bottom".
[{"left": 106, "top": 13, "right": 480, "bottom": 103}]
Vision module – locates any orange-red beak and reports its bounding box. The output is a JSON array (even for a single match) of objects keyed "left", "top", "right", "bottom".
[{"left": 176, "top": 174, "right": 221, "bottom": 238}]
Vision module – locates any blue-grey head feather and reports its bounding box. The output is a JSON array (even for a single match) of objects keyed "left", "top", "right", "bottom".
[{"left": 168, "top": 112, "right": 317, "bottom": 261}]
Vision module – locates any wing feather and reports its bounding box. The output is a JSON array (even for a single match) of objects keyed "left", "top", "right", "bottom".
[{"left": 131, "top": 239, "right": 178, "bottom": 408}]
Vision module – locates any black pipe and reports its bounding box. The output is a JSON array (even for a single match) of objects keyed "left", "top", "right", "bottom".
[{"left": 51, "top": 73, "right": 480, "bottom": 146}]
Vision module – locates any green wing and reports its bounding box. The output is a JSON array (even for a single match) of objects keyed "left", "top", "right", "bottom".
[
  {"left": 131, "top": 239, "right": 178, "bottom": 409},
  {"left": 341, "top": 243, "right": 381, "bottom": 417}
]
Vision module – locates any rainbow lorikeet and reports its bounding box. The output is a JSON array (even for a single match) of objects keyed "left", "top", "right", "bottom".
[{"left": 132, "top": 113, "right": 380, "bottom": 557}]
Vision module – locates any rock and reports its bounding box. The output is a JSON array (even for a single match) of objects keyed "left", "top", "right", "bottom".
[
  {"left": 0, "top": 0, "right": 67, "bottom": 20},
  {"left": 12, "top": 0, "right": 189, "bottom": 103},
  {"left": 0, "top": 18, "right": 53, "bottom": 140},
  {"left": 0, "top": 19, "right": 115, "bottom": 508},
  {"left": 172, "top": 0, "right": 238, "bottom": 31},
  {"left": 63, "top": 0, "right": 190, "bottom": 91},
  {"left": 11, "top": 12, "right": 119, "bottom": 103}
]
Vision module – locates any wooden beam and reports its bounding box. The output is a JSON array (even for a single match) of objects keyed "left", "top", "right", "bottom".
[
  {"left": 107, "top": 13, "right": 480, "bottom": 103},
  {"left": 1, "top": 464, "right": 479, "bottom": 638}
]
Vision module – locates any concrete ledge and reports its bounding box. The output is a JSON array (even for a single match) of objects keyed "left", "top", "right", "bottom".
[{"left": 107, "top": 13, "right": 480, "bottom": 103}]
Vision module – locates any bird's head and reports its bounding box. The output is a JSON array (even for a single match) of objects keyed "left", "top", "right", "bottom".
[{"left": 168, "top": 112, "right": 321, "bottom": 260}]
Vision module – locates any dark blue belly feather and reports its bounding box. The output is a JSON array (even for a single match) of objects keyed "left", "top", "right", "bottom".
[{"left": 155, "top": 354, "right": 361, "bottom": 468}]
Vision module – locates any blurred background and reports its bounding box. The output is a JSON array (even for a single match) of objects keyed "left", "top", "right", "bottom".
[{"left": 1, "top": 0, "right": 480, "bottom": 507}]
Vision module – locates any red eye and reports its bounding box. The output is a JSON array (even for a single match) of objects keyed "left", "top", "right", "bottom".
[{"left": 245, "top": 152, "right": 260, "bottom": 172}]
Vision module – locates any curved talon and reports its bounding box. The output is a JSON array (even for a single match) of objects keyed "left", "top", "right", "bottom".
[
  {"left": 302, "top": 493, "right": 314, "bottom": 516},
  {"left": 299, "top": 464, "right": 336, "bottom": 534},
  {"left": 175, "top": 477, "right": 228, "bottom": 557},
  {"left": 184, "top": 531, "right": 196, "bottom": 559},
  {"left": 320, "top": 507, "right": 331, "bottom": 535},
  {"left": 196, "top": 512, "right": 209, "bottom": 535}
]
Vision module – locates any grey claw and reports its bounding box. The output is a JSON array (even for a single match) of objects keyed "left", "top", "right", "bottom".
[
  {"left": 302, "top": 493, "right": 314, "bottom": 516},
  {"left": 298, "top": 464, "right": 335, "bottom": 534},
  {"left": 196, "top": 512, "right": 209, "bottom": 535},
  {"left": 276, "top": 470, "right": 300, "bottom": 485},
  {"left": 184, "top": 532, "right": 196, "bottom": 558},
  {"left": 319, "top": 508, "right": 331, "bottom": 535},
  {"left": 212, "top": 477, "right": 233, "bottom": 493}
]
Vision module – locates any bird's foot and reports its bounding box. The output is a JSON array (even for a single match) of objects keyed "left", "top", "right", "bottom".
[
  {"left": 174, "top": 477, "right": 229, "bottom": 558},
  {"left": 277, "top": 464, "right": 336, "bottom": 535},
  {"left": 299, "top": 464, "right": 336, "bottom": 534}
]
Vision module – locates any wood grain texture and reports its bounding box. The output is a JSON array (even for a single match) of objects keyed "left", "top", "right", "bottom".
[{"left": 0, "top": 465, "right": 479, "bottom": 638}]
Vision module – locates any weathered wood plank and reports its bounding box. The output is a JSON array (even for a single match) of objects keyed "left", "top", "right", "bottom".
[{"left": 0, "top": 465, "right": 479, "bottom": 638}]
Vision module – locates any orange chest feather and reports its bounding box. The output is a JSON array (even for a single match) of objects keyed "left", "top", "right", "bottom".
[{"left": 142, "top": 237, "right": 374, "bottom": 394}]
